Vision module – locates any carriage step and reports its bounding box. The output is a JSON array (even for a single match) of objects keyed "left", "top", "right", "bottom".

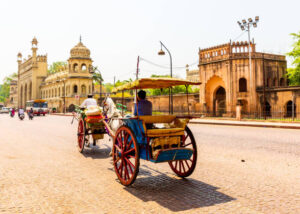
[{"left": 150, "top": 148, "right": 193, "bottom": 163}]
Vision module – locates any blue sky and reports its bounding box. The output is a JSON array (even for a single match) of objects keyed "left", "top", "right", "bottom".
[{"left": 0, "top": 0, "right": 299, "bottom": 84}]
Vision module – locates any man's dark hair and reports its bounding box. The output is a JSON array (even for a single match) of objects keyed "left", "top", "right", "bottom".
[
  {"left": 87, "top": 94, "right": 93, "bottom": 98},
  {"left": 138, "top": 90, "right": 146, "bottom": 99}
]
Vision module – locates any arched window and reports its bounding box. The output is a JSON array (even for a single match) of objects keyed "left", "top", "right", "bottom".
[
  {"left": 239, "top": 78, "right": 247, "bottom": 92},
  {"left": 73, "top": 63, "right": 78, "bottom": 72},
  {"left": 280, "top": 78, "right": 285, "bottom": 86},
  {"left": 286, "top": 100, "right": 296, "bottom": 117},
  {"left": 58, "top": 88, "right": 61, "bottom": 97},
  {"left": 55, "top": 88, "right": 57, "bottom": 97},
  {"left": 73, "top": 85, "right": 78, "bottom": 94},
  {"left": 81, "top": 64, "right": 87, "bottom": 71},
  {"left": 232, "top": 47, "right": 236, "bottom": 53},
  {"left": 81, "top": 85, "right": 86, "bottom": 95},
  {"left": 273, "top": 78, "right": 277, "bottom": 87},
  {"left": 267, "top": 78, "right": 272, "bottom": 88}
]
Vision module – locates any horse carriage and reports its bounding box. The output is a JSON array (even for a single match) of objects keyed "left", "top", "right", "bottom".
[{"left": 74, "top": 78, "right": 201, "bottom": 186}]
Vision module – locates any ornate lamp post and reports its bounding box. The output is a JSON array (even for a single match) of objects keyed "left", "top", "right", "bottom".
[
  {"left": 237, "top": 16, "right": 259, "bottom": 116},
  {"left": 158, "top": 41, "right": 173, "bottom": 114}
]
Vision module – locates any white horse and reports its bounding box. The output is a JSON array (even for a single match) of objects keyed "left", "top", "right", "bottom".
[{"left": 102, "top": 96, "right": 123, "bottom": 135}]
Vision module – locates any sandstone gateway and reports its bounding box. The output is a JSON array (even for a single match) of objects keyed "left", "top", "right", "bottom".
[{"left": 187, "top": 40, "right": 300, "bottom": 118}]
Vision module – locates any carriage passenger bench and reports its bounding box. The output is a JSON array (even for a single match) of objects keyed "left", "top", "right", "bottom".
[{"left": 138, "top": 115, "right": 192, "bottom": 162}]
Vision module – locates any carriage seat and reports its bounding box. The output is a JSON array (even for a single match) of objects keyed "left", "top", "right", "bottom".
[{"left": 138, "top": 115, "right": 186, "bottom": 137}]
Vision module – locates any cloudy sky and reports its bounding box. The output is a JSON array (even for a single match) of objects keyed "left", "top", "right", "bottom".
[{"left": 0, "top": 0, "right": 299, "bottom": 84}]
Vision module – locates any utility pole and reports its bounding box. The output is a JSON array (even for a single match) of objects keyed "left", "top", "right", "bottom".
[
  {"left": 136, "top": 56, "right": 140, "bottom": 80},
  {"left": 237, "top": 16, "right": 259, "bottom": 117}
]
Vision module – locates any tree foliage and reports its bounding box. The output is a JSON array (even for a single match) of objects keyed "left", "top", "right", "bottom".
[
  {"left": 0, "top": 73, "right": 17, "bottom": 103},
  {"left": 48, "top": 61, "right": 67, "bottom": 74},
  {"left": 287, "top": 32, "right": 300, "bottom": 86}
]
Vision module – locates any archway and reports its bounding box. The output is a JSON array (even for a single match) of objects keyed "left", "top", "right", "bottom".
[
  {"left": 29, "top": 82, "right": 32, "bottom": 100},
  {"left": 20, "top": 85, "right": 23, "bottom": 107},
  {"left": 213, "top": 87, "right": 226, "bottom": 116},
  {"left": 205, "top": 75, "right": 226, "bottom": 114},
  {"left": 286, "top": 100, "right": 296, "bottom": 117},
  {"left": 262, "top": 101, "right": 271, "bottom": 117},
  {"left": 24, "top": 84, "right": 27, "bottom": 106}
]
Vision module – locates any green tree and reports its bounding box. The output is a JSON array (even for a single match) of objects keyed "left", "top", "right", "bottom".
[
  {"left": 287, "top": 32, "right": 300, "bottom": 86},
  {"left": 48, "top": 61, "right": 67, "bottom": 74},
  {"left": 0, "top": 73, "right": 17, "bottom": 103}
]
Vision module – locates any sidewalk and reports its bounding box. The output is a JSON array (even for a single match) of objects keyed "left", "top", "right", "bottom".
[
  {"left": 50, "top": 113, "right": 300, "bottom": 129},
  {"left": 190, "top": 118, "right": 300, "bottom": 129}
]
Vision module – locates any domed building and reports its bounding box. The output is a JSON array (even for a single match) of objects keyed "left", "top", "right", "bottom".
[
  {"left": 41, "top": 39, "right": 93, "bottom": 112},
  {"left": 16, "top": 37, "right": 94, "bottom": 112}
]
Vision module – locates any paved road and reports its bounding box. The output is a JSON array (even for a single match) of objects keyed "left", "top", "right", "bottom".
[{"left": 0, "top": 114, "right": 299, "bottom": 213}]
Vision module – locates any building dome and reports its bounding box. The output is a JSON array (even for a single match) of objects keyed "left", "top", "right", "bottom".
[{"left": 70, "top": 41, "right": 90, "bottom": 59}]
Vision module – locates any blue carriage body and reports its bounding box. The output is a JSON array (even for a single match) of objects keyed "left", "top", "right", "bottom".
[{"left": 122, "top": 118, "right": 193, "bottom": 163}]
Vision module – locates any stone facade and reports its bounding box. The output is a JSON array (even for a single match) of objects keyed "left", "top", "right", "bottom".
[
  {"left": 196, "top": 40, "right": 300, "bottom": 118},
  {"left": 7, "top": 78, "right": 18, "bottom": 108},
  {"left": 16, "top": 38, "right": 93, "bottom": 112}
]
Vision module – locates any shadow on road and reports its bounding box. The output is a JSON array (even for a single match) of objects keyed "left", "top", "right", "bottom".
[
  {"left": 123, "top": 166, "right": 235, "bottom": 212},
  {"left": 82, "top": 144, "right": 111, "bottom": 159}
]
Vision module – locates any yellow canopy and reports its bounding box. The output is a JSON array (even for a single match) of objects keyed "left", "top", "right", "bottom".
[{"left": 112, "top": 78, "right": 201, "bottom": 93}]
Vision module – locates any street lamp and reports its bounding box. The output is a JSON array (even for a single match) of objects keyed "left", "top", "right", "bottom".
[
  {"left": 158, "top": 41, "right": 173, "bottom": 114},
  {"left": 56, "top": 78, "right": 66, "bottom": 113},
  {"left": 89, "top": 65, "right": 103, "bottom": 105},
  {"left": 237, "top": 16, "right": 259, "bottom": 116}
]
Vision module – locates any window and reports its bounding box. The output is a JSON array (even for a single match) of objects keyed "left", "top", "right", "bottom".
[
  {"left": 239, "top": 78, "right": 247, "bottom": 92},
  {"left": 73, "top": 63, "right": 78, "bottom": 72},
  {"left": 73, "top": 85, "right": 78, "bottom": 94},
  {"left": 81, "top": 85, "right": 86, "bottom": 95},
  {"left": 81, "top": 64, "right": 87, "bottom": 71},
  {"left": 280, "top": 78, "right": 285, "bottom": 86}
]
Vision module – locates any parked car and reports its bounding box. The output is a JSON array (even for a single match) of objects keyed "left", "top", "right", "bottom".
[{"left": 0, "top": 107, "right": 10, "bottom": 114}]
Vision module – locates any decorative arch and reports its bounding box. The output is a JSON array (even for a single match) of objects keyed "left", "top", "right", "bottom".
[
  {"left": 29, "top": 82, "right": 32, "bottom": 100},
  {"left": 285, "top": 100, "right": 296, "bottom": 117},
  {"left": 73, "top": 63, "right": 78, "bottom": 72},
  {"left": 280, "top": 78, "right": 285, "bottom": 86},
  {"left": 81, "top": 84, "right": 86, "bottom": 95},
  {"left": 81, "top": 64, "right": 87, "bottom": 72},
  {"left": 205, "top": 75, "right": 226, "bottom": 114},
  {"left": 273, "top": 78, "right": 277, "bottom": 87}
]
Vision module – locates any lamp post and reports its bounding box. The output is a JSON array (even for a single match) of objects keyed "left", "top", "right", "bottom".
[
  {"left": 158, "top": 41, "right": 173, "bottom": 114},
  {"left": 237, "top": 16, "right": 259, "bottom": 116},
  {"left": 56, "top": 78, "right": 66, "bottom": 113},
  {"left": 89, "top": 66, "right": 103, "bottom": 105}
]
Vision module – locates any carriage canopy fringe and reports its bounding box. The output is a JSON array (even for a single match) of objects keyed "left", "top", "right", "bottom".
[{"left": 112, "top": 78, "right": 201, "bottom": 93}]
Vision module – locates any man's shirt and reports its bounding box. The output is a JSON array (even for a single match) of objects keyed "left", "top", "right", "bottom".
[
  {"left": 134, "top": 99, "right": 152, "bottom": 116},
  {"left": 18, "top": 109, "right": 24, "bottom": 114},
  {"left": 81, "top": 98, "right": 97, "bottom": 108}
]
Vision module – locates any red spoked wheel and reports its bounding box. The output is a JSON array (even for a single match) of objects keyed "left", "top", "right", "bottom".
[
  {"left": 113, "top": 126, "right": 139, "bottom": 186},
  {"left": 168, "top": 126, "right": 197, "bottom": 177},
  {"left": 77, "top": 119, "right": 87, "bottom": 153}
]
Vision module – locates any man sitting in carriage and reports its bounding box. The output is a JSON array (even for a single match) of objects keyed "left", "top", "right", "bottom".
[{"left": 134, "top": 90, "right": 152, "bottom": 116}]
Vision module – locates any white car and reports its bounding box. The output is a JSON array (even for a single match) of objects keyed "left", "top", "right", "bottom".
[{"left": 0, "top": 107, "right": 10, "bottom": 114}]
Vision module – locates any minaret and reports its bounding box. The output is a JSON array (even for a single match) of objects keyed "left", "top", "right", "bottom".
[
  {"left": 31, "top": 37, "right": 38, "bottom": 59},
  {"left": 17, "top": 52, "right": 22, "bottom": 65}
]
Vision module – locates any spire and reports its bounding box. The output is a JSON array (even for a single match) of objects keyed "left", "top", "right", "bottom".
[{"left": 79, "top": 35, "right": 82, "bottom": 43}]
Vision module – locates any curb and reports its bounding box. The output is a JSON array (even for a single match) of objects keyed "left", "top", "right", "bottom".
[{"left": 190, "top": 121, "right": 300, "bottom": 129}]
